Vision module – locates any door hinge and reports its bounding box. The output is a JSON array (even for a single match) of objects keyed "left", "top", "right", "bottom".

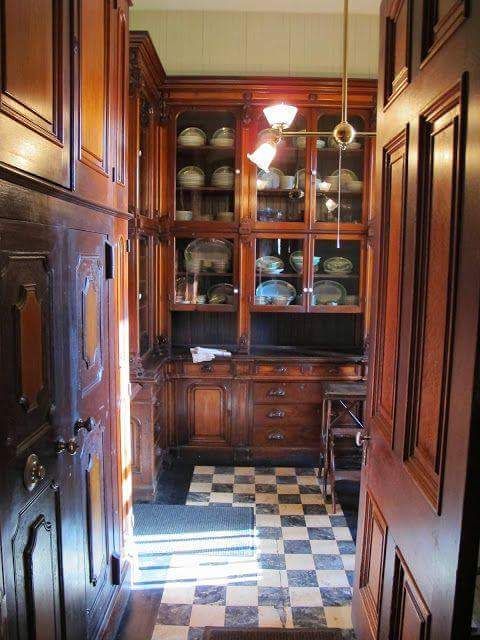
[
  {"left": 112, "top": 166, "right": 116, "bottom": 183},
  {"left": 105, "top": 241, "right": 114, "bottom": 279},
  {"left": 126, "top": 239, "right": 132, "bottom": 253}
]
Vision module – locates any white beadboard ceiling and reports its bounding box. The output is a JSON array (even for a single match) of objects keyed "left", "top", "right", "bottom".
[{"left": 133, "top": 0, "right": 381, "bottom": 14}]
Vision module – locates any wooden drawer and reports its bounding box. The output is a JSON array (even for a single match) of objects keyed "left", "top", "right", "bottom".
[
  {"left": 254, "top": 423, "right": 321, "bottom": 447},
  {"left": 254, "top": 361, "right": 359, "bottom": 379},
  {"left": 183, "top": 361, "right": 232, "bottom": 378},
  {"left": 253, "top": 382, "right": 323, "bottom": 404},
  {"left": 253, "top": 404, "right": 321, "bottom": 429}
]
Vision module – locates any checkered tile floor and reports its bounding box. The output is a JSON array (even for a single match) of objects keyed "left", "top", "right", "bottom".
[{"left": 140, "top": 466, "right": 355, "bottom": 640}]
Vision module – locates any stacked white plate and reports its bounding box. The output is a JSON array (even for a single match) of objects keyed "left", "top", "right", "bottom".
[
  {"left": 211, "top": 127, "right": 235, "bottom": 148},
  {"left": 211, "top": 166, "right": 234, "bottom": 188},
  {"left": 177, "top": 165, "right": 205, "bottom": 188},
  {"left": 178, "top": 127, "right": 206, "bottom": 147}
]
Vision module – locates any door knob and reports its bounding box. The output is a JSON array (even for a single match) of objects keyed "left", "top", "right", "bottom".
[
  {"left": 24, "top": 454, "right": 46, "bottom": 491},
  {"left": 355, "top": 431, "right": 371, "bottom": 447},
  {"left": 74, "top": 417, "right": 96, "bottom": 434},
  {"left": 56, "top": 438, "right": 79, "bottom": 455}
]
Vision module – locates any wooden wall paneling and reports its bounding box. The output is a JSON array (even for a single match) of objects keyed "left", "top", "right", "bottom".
[
  {"left": 404, "top": 80, "right": 465, "bottom": 511},
  {"left": 371, "top": 127, "right": 408, "bottom": 444},
  {"left": 384, "top": 0, "right": 412, "bottom": 107},
  {"left": 0, "top": 0, "right": 71, "bottom": 187}
]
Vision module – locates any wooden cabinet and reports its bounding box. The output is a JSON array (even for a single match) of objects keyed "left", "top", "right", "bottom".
[
  {"left": 0, "top": 0, "right": 72, "bottom": 187},
  {"left": 128, "top": 33, "right": 168, "bottom": 500},
  {"left": 176, "top": 380, "right": 232, "bottom": 447},
  {"left": 0, "top": 2, "right": 132, "bottom": 639}
]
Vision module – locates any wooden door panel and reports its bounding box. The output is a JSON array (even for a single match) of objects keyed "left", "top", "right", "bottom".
[
  {"left": 185, "top": 382, "right": 231, "bottom": 445},
  {"left": 0, "top": 224, "right": 56, "bottom": 452},
  {"left": 358, "top": 492, "right": 388, "bottom": 639},
  {"left": 69, "top": 229, "right": 114, "bottom": 635},
  {"left": 75, "top": 0, "right": 113, "bottom": 207},
  {"left": 371, "top": 128, "right": 408, "bottom": 444},
  {"left": 405, "top": 81, "right": 464, "bottom": 510},
  {"left": 422, "top": 1, "right": 468, "bottom": 62},
  {"left": 11, "top": 484, "right": 64, "bottom": 640},
  {"left": 0, "top": 0, "right": 70, "bottom": 186},
  {"left": 384, "top": 0, "right": 412, "bottom": 105},
  {"left": 390, "top": 550, "right": 431, "bottom": 640},
  {"left": 112, "top": 0, "right": 129, "bottom": 211}
]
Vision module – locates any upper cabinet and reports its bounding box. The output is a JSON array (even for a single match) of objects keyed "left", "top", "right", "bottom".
[
  {"left": 0, "top": 0, "right": 72, "bottom": 187},
  {"left": 174, "top": 109, "right": 240, "bottom": 227},
  {"left": 0, "top": 0, "right": 130, "bottom": 212}
]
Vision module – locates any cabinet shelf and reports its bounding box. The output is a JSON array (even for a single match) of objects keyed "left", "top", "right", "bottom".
[
  {"left": 255, "top": 272, "right": 302, "bottom": 279},
  {"left": 178, "top": 144, "right": 235, "bottom": 153},
  {"left": 176, "top": 186, "right": 234, "bottom": 193},
  {"left": 176, "top": 271, "right": 233, "bottom": 277},
  {"left": 317, "top": 147, "right": 363, "bottom": 156},
  {"left": 171, "top": 303, "right": 236, "bottom": 312}
]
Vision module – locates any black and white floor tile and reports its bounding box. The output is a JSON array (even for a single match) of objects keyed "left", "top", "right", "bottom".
[{"left": 134, "top": 466, "right": 355, "bottom": 640}]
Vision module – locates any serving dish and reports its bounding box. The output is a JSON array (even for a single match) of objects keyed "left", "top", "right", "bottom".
[
  {"left": 257, "top": 167, "right": 283, "bottom": 189},
  {"left": 175, "top": 210, "right": 193, "bottom": 221},
  {"left": 207, "top": 283, "right": 234, "bottom": 305},
  {"left": 257, "top": 208, "right": 286, "bottom": 222},
  {"left": 256, "top": 256, "right": 285, "bottom": 274},
  {"left": 178, "top": 127, "right": 206, "bottom": 147},
  {"left": 294, "top": 136, "right": 326, "bottom": 150},
  {"left": 323, "top": 256, "right": 353, "bottom": 275},
  {"left": 211, "top": 127, "right": 235, "bottom": 148},
  {"left": 255, "top": 279, "right": 296, "bottom": 305},
  {"left": 184, "top": 238, "right": 232, "bottom": 273},
  {"left": 312, "top": 280, "right": 347, "bottom": 305}
]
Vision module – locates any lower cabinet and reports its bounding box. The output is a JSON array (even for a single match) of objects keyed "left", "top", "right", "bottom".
[
  {"left": 176, "top": 380, "right": 232, "bottom": 447},
  {"left": 169, "top": 356, "right": 366, "bottom": 466}
]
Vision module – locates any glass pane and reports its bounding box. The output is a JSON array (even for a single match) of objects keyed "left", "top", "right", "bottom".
[
  {"left": 174, "top": 236, "right": 234, "bottom": 306},
  {"left": 312, "top": 239, "right": 361, "bottom": 308},
  {"left": 315, "top": 114, "right": 364, "bottom": 224},
  {"left": 176, "top": 111, "right": 236, "bottom": 223},
  {"left": 138, "top": 236, "right": 149, "bottom": 354},
  {"left": 254, "top": 237, "right": 304, "bottom": 307},
  {"left": 256, "top": 113, "right": 306, "bottom": 224}
]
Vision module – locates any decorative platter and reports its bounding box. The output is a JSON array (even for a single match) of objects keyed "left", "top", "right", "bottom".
[
  {"left": 323, "top": 256, "right": 353, "bottom": 275},
  {"left": 312, "top": 280, "right": 346, "bottom": 305},
  {"left": 255, "top": 279, "right": 297, "bottom": 305},
  {"left": 256, "top": 256, "right": 285, "bottom": 274},
  {"left": 207, "top": 283, "right": 234, "bottom": 305}
]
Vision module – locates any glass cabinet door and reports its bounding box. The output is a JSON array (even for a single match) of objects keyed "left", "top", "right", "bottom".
[
  {"left": 138, "top": 235, "right": 150, "bottom": 354},
  {"left": 173, "top": 235, "right": 236, "bottom": 310},
  {"left": 253, "top": 236, "right": 306, "bottom": 310},
  {"left": 255, "top": 112, "right": 308, "bottom": 226},
  {"left": 309, "top": 236, "right": 363, "bottom": 312},
  {"left": 175, "top": 110, "right": 237, "bottom": 225},
  {"left": 314, "top": 113, "right": 366, "bottom": 227}
]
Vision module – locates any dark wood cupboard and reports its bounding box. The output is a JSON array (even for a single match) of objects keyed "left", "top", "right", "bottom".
[
  {"left": 0, "top": 2, "right": 132, "bottom": 639},
  {"left": 127, "top": 43, "right": 376, "bottom": 476}
]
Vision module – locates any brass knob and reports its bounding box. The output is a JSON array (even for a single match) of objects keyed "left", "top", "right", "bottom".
[
  {"left": 24, "top": 454, "right": 46, "bottom": 491},
  {"left": 276, "top": 366, "right": 288, "bottom": 374},
  {"left": 268, "top": 388, "right": 286, "bottom": 397},
  {"left": 74, "top": 417, "right": 95, "bottom": 435},
  {"left": 268, "top": 431, "right": 285, "bottom": 441},
  {"left": 201, "top": 363, "right": 213, "bottom": 373},
  {"left": 267, "top": 409, "right": 286, "bottom": 419}
]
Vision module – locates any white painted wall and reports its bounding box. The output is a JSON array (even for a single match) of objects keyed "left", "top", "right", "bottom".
[{"left": 130, "top": 10, "right": 379, "bottom": 78}]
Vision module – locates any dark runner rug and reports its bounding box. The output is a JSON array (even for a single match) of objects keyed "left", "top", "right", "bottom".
[{"left": 203, "top": 627, "right": 344, "bottom": 640}]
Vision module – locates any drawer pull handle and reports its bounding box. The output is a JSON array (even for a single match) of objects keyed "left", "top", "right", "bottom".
[
  {"left": 268, "top": 388, "right": 286, "bottom": 397},
  {"left": 276, "top": 366, "right": 288, "bottom": 374},
  {"left": 329, "top": 367, "right": 340, "bottom": 375},
  {"left": 267, "top": 409, "right": 285, "bottom": 419},
  {"left": 201, "top": 363, "right": 214, "bottom": 373},
  {"left": 268, "top": 430, "right": 285, "bottom": 441}
]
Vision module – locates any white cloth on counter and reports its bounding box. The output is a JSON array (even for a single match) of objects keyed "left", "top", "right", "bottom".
[{"left": 190, "top": 347, "right": 232, "bottom": 363}]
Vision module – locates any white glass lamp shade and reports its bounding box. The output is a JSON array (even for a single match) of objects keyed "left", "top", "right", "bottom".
[
  {"left": 263, "top": 103, "right": 298, "bottom": 129},
  {"left": 247, "top": 141, "right": 277, "bottom": 171}
]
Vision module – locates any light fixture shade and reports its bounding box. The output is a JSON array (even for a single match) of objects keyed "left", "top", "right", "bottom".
[
  {"left": 247, "top": 142, "right": 277, "bottom": 171},
  {"left": 263, "top": 103, "right": 298, "bottom": 129}
]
